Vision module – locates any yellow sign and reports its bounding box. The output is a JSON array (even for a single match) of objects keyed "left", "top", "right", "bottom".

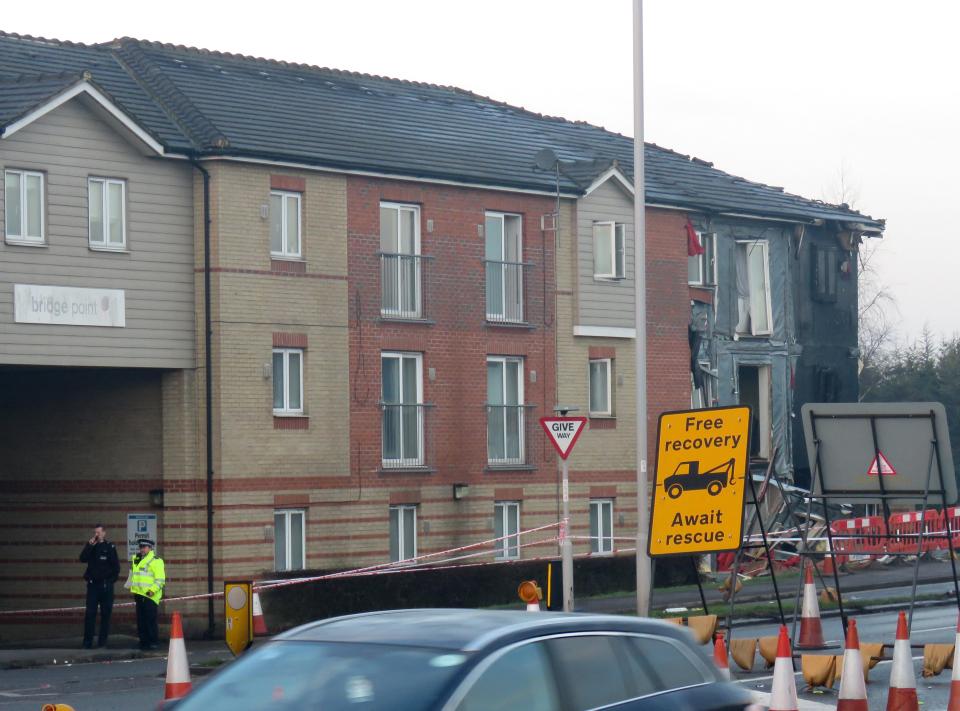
[
  {"left": 224, "top": 580, "right": 253, "bottom": 656},
  {"left": 648, "top": 406, "right": 750, "bottom": 557}
]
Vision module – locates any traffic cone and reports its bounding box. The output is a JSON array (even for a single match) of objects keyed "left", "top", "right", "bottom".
[
  {"left": 947, "top": 615, "right": 960, "bottom": 711},
  {"left": 252, "top": 589, "right": 268, "bottom": 636},
  {"left": 768, "top": 625, "right": 799, "bottom": 711},
  {"left": 164, "top": 612, "right": 192, "bottom": 700},
  {"left": 886, "top": 611, "right": 918, "bottom": 711},
  {"left": 713, "top": 633, "right": 731, "bottom": 681},
  {"left": 837, "top": 619, "right": 868, "bottom": 711},
  {"left": 821, "top": 552, "right": 836, "bottom": 575},
  {"left": 796, "top": 562, "right": 827, "bottom": 649}
]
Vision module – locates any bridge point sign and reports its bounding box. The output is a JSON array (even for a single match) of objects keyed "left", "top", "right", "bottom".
[
  {"left": 648, "top": 406, "right": 751, "bottom": 557},
  {"left": 539, "top": 417, "right": 587, "bottom": 460}
]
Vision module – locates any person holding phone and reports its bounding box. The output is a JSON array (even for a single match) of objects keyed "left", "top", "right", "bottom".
[{"left": 79, "top": 523, "right": 120, "bottom": 649}]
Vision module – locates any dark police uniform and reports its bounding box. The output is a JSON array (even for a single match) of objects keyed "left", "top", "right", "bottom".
[{"left": 79, "top": 538, "right": 120, "bottom": 648}]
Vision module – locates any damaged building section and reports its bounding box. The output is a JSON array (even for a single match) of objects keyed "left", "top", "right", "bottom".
[{"left": 688, "top": 212, "right": 884, "bottom": 488}]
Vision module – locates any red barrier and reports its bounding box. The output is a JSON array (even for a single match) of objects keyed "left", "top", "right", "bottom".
[
  {"left": 830, "top": 516, "right": 887, "bottom": 563},
  {"left": 945, "top": 507, "right": 960, "bottom": 549},
  {"left": 887, "top": 511, "right": 942, "bottom": 554}
]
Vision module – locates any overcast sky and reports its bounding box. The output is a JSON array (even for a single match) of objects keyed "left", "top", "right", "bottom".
[{"left": 5, "top": 1, "right": 956, "bottom": 343}]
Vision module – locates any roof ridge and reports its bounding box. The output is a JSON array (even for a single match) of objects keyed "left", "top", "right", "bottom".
[
  {"left": 0, "top": 29, "right": 104, "bottom": 50},
  {"left": 0, "top": 69, "right": 86, "bottom": 86}
]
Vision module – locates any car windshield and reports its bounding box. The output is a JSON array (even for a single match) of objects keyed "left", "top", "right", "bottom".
[{"left": 174, "top": 640, "right": 468, "bottom": 711}]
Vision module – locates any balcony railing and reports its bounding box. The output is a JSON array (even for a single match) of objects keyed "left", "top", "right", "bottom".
[
  {"left": 485, "top": 260, "right": 527, "bottom": 324},
  {"left": 380, "top": 253, "right": 424, "bottom": 320},
  {"left": 381, "top": 403, "right": 431, "bottom": 469},
  {"left": 486, "top": 403, "right": 537, "bottom": 467}
]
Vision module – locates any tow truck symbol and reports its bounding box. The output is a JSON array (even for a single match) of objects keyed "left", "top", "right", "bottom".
[{"left": 664, "top": 458, "right": 735, "bottom": 499}]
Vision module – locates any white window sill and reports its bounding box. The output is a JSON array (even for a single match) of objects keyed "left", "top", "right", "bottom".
[
  {"left": 5, "top": 238, "right": 46, "bottom": 247},
  {"left": 89, "top": 245, "right": 130, "bottom": 254},
  {"left": 273, "top": 411, "right": 307, "bottom": 418},
  {"left": 588, "top": 413, "right": 614, "bottom": 419},
  {"left": 593, "top": 275, "right": 625, "bottom": 282},
  {"left": 270, "top": 254, "right": 305, "bottom": 262}
]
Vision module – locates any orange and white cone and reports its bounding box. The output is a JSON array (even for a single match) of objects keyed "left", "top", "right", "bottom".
[
  {"left": 948, "top": 615, "right": 960, "bottom": 711},
  {"left": 886, "top": 611, "right": 918, "bottom": 711},
  {"left": 768, "top": 625, "right": 799, "bottom": 711},
  {"left": 164, "top": 612, "right": 192, "bottom": 700},
  {"left": 713, "top": 634, "right": 731, "bottom": 681},
  {"left": 252, "top": 589, "right": 268, "bottom": 636},
  {"left": 796, "top": 563, "right": 827, "bottom": 649},
  {"left": 837, "top": 618, "right": 868, "bottom": 711}
]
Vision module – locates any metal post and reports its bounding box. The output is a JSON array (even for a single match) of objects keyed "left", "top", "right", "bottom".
[
  {"left": 929, "top": 410, "right": 960, "bottom": 612},
  {"left": 748, "top": 474, "right": 786, "bottom": 626},
  {"left": 692, "top": 557, "right": 709, "bottom": 615},
  {"left": 561, "top": 457, "right": 574, "bottom": 612},
  {"left": 632, "top": 0, "right": 652, "bottom": 618},
  {"left": 908, "top": 440, "right": 936, "bottom": 630}
]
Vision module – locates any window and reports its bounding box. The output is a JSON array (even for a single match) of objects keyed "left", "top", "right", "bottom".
[
  {"left": 688, "top": 231, "right": 716, "bottom": 286},
  {"left": 88, "top": 178, "right": 126, "bottom": 249},
  {"left": 589, "top": 359, "right": 612, "bottom": 416},
  {"left": 735, "top": 240, "right": 772, "bottom": 336},
  {"left": 593, "top": 221, "right": 626, "bottom": 279},
  {"left": 494, "top": 501, "right": 520, "bottom": 559},
  {"left": 812, "top": 245, "right": 839, "bottom": 302},
  {"left": 455, "top": 642, "right": 559, "bottom": 711},
  {"left": 274, "top": 509, "right": 305, "bottom": 571},
  {"left": 4, "top": 169, "right": 44, "bottom": 243},
  {"left": 544, "top": 636, "right": 632, "bottom": 709},
  {"left": 381, "top": 352, "right": 424, "bottom": 467},
  {"left": 270, "top": 190, "right": 301, "bottom": 258},
  {"left": 485, "top": 212, "right": 524, "bottom": 322},
  {"left": 389, "top": 504, "right": 417, "bottom": 562},
  {"left": 272, "top": 348, "right": 303, "bottom": 414},
  {"left": 738, "top": 364, "right": 771, "bottom": 459},
  {"left": 487, "top": 357, "right": 525, "bottom": 465},
  {"left": 589, "top": 499, "right": 614, "bottom": 554},
  {"left": 380, "top": 203, "right": 421, "bottom": 318},
  {"left": 626, "top": 636, "right": 711, "bottom": 690}
]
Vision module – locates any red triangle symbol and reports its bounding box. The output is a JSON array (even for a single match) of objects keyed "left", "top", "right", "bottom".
[{"left": 867, "top": 451, "right": 896, "bottom": 476}]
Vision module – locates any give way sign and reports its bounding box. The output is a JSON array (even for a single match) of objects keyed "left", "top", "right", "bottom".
[{"left": 539, "top": 417, "right": 587, "bottom": 460}]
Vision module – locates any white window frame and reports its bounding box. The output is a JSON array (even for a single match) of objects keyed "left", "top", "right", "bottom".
[
  {"left": 270, "top": 189, "right": 302, "bottom": 259},
  {"left": 379, "top": 202, "right": 422, "bottom": 318},
  {"left": 381, "top": 351, "right": 424, "bottom": 466},
  {"left": 735, "top": 240, "right": 773, "bottom": 337},
  {"left": 484, "top": 211, "right": 524, "bottom": 322},
  {"left": 4, "top": 169, "right": 45, "bottom": 243},
  {"left": 494, "top": 501, "right": 521, "bottom": 560},
  {"left": 87, "top": 177, "right": 127, "bottom": 249},
  {"left": 590, "top": 499, "right": 614, "bottom": 555},
  {"left": 273, "top": 508, "right": 306, "bottom": 571},
  {"left": 687, "top": 231, "right": 716, "bottom": 286},
  {"left": 588, "top": 358, "right": 613, "bottom": 417},
  {"left": 389, "top": 504, "right": 418, "bottom": 562},
  {"left": 272, "top": 347, "right": 304, "bottom": 415},
  {"left": 593, "top": 221, "right": 626, "bottom": 279},
  {"left": 486, "top": 355, "right": 526, "bottom": 465}
]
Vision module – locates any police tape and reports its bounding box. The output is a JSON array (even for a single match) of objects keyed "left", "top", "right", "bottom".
[{"left": 0, "top": 522, "right": 563, "bottom": 618}]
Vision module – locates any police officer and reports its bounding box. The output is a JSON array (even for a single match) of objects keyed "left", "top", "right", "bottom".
[
  {"left": 130, "top": 539, "right": 165, "bottom": 650},
  {"left": 79, "top": 523, "right": 119, "bottom": 649}
]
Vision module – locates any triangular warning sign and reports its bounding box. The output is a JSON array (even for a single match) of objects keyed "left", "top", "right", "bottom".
[
  {"left": 867, "top": 451, "right": 896, "bottom": 476},
  {"left": 539, "top": 417, "right": 587, "bottom": 460}
]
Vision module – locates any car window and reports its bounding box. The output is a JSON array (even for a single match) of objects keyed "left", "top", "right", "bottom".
[
  {"left": 455, "top": 641, "right": 560, "bottom": 711},
  {"left": 545, "top": 635, "right": 633, "bottom": 710},
  {"left": 174, "top": 640, "right": 466, "bottom": 711},
  {"left": 626, "top": 636, "right": 709, "bottom": 691}
]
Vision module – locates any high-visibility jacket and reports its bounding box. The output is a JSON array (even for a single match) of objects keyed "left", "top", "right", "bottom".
[{"left": 130, "top": 551, "right": 165, "bottom": 603}]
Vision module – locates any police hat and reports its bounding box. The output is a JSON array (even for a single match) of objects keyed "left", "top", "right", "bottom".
[{"left": 137, "top": 539, "right": 155, "bottom": 548}]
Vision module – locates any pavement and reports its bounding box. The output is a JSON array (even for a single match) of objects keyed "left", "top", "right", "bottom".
[{"left": 0, "top": 635, "right": 233, "bottom": 671}]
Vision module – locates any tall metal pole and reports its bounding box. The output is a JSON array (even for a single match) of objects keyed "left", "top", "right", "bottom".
[
  {"left": 561, "top": 457, "right": 574, "bottom": 612},
  {"left": 633, "top": 0, "right": 652, "bottom": 616}
]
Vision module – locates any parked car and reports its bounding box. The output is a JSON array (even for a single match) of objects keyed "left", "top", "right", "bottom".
[{"left": 165, "top": 609, "right": 759, "bottom": 710}]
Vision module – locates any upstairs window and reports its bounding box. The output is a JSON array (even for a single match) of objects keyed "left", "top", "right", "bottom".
[
  {"left": 270, "top": 190, "right": 301, "bottom": 258},
  {"left": 485, "top": 212, "right": 524, "bottom": 322},
  {"left": 589, "top": 359, "right": 613, "bottom": 416},
  {"left": 688, "top": 231, "right": 716, "bottom": 286},
  {"left": 589, "top": 499, "right": 614, "bottom": 554},
  {"left": 812, "top": 245, "right": 839, "bottom": 303},
  {"left": 494, "top": 501, "right": 520, "bottom": 560},
  {"left": 274, "top": 509, "right": 305, "bottom": 571},
  {"left": 88, "top": 178, "right": 126, "bottom": 249},
  {"left": 380, "top": 203, "right": 421, "bottom": 318},
  {"left": 381, "top": 352, "right": 424, "bottom": 467},
  {"left": 593, "top": 222, "right": 626, "bottom": 279},
  {"left": 487, "top": 356, "right": 525, "bottom": 465},
  {"left": 735, "top": 241, "right": 772, "bottom": 336},
  {"left": 389, "top": 504, "right": 417, "bottom": 562},
  {"left": 4, "top": 169, "right": 44, "bottom": 243},
  {"left": 272, "top": 348, "right": 304, "bottom": 414}
]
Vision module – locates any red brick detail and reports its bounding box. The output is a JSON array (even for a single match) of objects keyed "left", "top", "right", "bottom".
[
  {"left": 494, "top": 487, "right": 524, "bottom": 501},
  {"left": 590, "top": 485, "right": 618, "bottom": 498},
  {"left": 270, "top": 175, "right": 306, "bottom": 192},
  {"left": 274, "top": 494, "right": 309, "bottom": 507},
  {"left": 588, "top": 346, "right": 616, "bottom": 360},
  {"left": 194, "top": 267, "right": 345, "bottom": 281},
  {"left": 271, "top": 259, "right": 307, "bottom": 274},
  {"left": 689, "top": 286, "right": 714, "bottom": 304},
  {"left": 273, "top": 332, "right": 308, "bottom": 348},
  {"left": 273, "top": 416, "right": 309, "bottom": 430},
  {"left": 389, "top": 489, "right": 421, "bottom": 505},
  {"left": 589, "top": 418, "right": 617, "bottom": 430}
]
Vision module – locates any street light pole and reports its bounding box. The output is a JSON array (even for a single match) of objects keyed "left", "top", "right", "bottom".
[{"left": 633, "top": 0, "right": 653, "bottom": 617}]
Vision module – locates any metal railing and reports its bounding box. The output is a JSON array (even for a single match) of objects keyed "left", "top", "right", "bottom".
[
  {"left": 486, "top": 404, "right": 534, "bottom": 466},
  {"left": 485, "top": 260, "right": 526, "bottom": 323},
  {"left": 381, "top": 253, "right": 424, "bottom": 320},
  {"left": 381, "top": 403, "right": 429, "bottom": 468}
]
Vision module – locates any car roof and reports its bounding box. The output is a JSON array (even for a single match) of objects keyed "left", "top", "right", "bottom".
[{"left": 274, "top": 608, "right": 694, "bottom": 652}]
